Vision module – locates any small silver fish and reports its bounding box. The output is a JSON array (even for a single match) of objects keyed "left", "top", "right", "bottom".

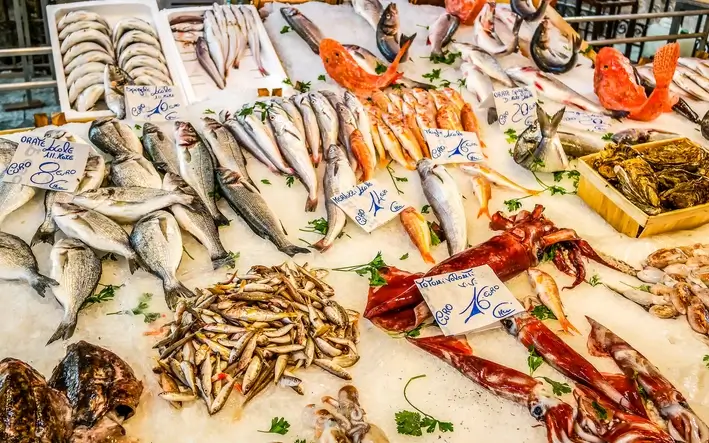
[
  {"left": 428, "top": 13, "right": 459, "bottom": 59},
  {"left": 72, "top": 187, "right": 193, "bottom": 224},
  {"left": 353, "top": 0, "right": 384, "bottom": 30},
  {"left": 243, "top": 8, "right": 268, "bottom": 76},
  {"left": 280, "top": 7, "right": 324, "bottom": 54},
  {"left": 196, "top": 37, "right": 226, "bottom": 89},
  {"left": 293, "top": 93, "right": 322, "bottom": 165},
  {"left": 0, "top": 232, "right": 57, "bottom": 297},
  {"left": 142, "top": 122, "right": 181, "bottom": 175}
]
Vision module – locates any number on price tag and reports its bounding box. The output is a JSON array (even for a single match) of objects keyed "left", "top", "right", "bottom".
[
  {"left": 125, "top": 85, "right": 182, "bottom": 122},
  {"left": 423, "top": 128, "right": 484, "bottom": 164},
  {"left": 330, "top": 179, "right": 408, "bottom": 233},
  {"left": 2, "top": 133, "right": 90, "bottom": 192},
  {"left": 492, "top": 87, "right": 538, "bottom": 133},
  {"left": 414, "top": 265, "right": 524, "bottom": 336},
  {"left": 562, "top": 110, "right": 609, "bottom": 133}
]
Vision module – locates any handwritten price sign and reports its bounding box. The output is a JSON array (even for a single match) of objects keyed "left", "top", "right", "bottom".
[
  {"left": 414, "top": 265, "right": 524, "bottom": 336},
  {"left": 331, "top": 179, "right": 407, "bottom": 232},
  {"left": 492, "top": 87, "right": 537, "bottom": 133},
  {"left": 125, "top": 85, "right": 182, "bottom": 121},
  {"left": 562, "top": 110, "right": 609, "bottom": 132},
  {"left": 2, "top": 133, "right": 90, "bottom": 192},
  {"left": 423, "top": 128, "right": 484, "bottom": 165}
]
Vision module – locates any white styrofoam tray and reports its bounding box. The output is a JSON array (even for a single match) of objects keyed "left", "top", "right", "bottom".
[
  {"left": 157, "top": 5, "right": 292, "bottom": 105},
  {"left": 47, "top": 0, "right": 185, "bottom": 121}
]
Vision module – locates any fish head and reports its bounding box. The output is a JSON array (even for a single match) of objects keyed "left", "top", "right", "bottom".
[
  {"left": 379, "top": 3, "right": 398, "bottom": 35},
  {"left": 53, "top": 202, "right": 87, "bottom": 218},
  {"left": 480, "top": 2, "right": 496, "bottom": 33},
  {"left": 595, "top": 46, "right": 636, "bottom": 85},
  {"left": 142, "top": 122, "right": 161, "bottom": 137},
  {"left": 105, "top": 64, "right": 133, "bottom": 88},
  {"left": 174, "top": 121, "right": 199, "bottom": 148},
  {"left": 162, "top": 172, "right": 185, "bottom": 192},
  {"left": 325, "top": 144, "right": 346, "bottom": 163},
  {"left": 415, "top": 158, "right": 436, "bottom": 180}
]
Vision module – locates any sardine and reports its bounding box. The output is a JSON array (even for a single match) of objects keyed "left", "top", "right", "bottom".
[
  {"left": 353, "top": 0, "right": 384, "bottom": 30},
  {"left": 217, "top": 168, "right": 309, "bottom": 257},
  {"left": 72, "top": 187, "right": 192, "bottom": 224},
  {"left": 198, "top": 117, "right": 254, "bottom": 188},
  {"left": 68, "top": 72, "right": 104, "bottom": 104},
  {"left": 62, "top": 42, "right": 111, "bottom": 67},
  {"left": 0, "top": 232, "right": 57, "bottom": 296},
  {"left": 237, "top": 112, "right": 293, "bottom": 174},
  {"left": 196, "top": 37, "right": 226, "bottom": 89},
  {"left": 293, "top": 93, "right": 322, "bottom": 165},
  {"left": 309, "top": 92, "right": 340, "bottom": 160},
  {"left": 244, "top": 8, "right": 268, "bottom": 76},
  {"left": 222, "top": 117, "right": 278, "bottom": 172},
  {"left": 47, "top": 238, "right": 101, "bottom": 344},
  {"left": 115, "top": 30, "right": 161, "bottom": 55},
  {"left": 0, "top": 182, "right": 34, "bottom": 226},
  {"left": 53, "top": 203, "right": 140, "bottom": 273},
  {"left": 428, "top": 13, "right": 459, "bottom": 59},
  {"left": 175, "top": 121, "right": 229, "bottom": 226},
  {"left": 376, "top": 3, "right": 415, "bottom": 63},
  {"left": 130, "top": 210, "right": 195, "bottom": 309},
  {"left": 400, "top": 207, "right": 435, "bottom": 264},
  {"left": 64, "top": 51, "right": 113, "bottom": 75},
  {"left": 104, "top": 65, "right": 133, "bottom": 119},
  {"left": 111, "top": 154, "right": 162, "bottom": 189},
  {"left": 142, "top": 123, "right": 180, "bottom": 175},
  {"left": 89, "top": 117, "right": 143, "bottom": 157},
  {"left": 57, "top": 10, "right": 109, "bottom": 32},
  {"left": 418, "top": 160, "right": 467, "bottom": 256},
  {"left": 313, "top": 145, "right": 357, "bottom": 252},
  {"left": 514, "top": 105, "right": 569, "bottom": 172},
  {"left": 280, "top": 7, "right": 324, "bottom": 54}
]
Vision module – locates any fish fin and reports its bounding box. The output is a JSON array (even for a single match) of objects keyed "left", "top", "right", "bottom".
[
  {"left": 550, "top": 106, "right": 566, "bottom": 131},
  {"left": 30, "top": 273, "right": 58, "bottom": 297},
  {"left": 422, "top": 252, "right": 436, "bottom": 265},
  {"left": 280, "top": 243, "right": 310, "bottom": 257},
  {"left": 305, "top": 196, "right": 318, "bottom": 212},
  {"left": 311, "top": 238, "right": 332, "bottom": 253},
  {"left": 652, "top": 43, "right": 680, "bottom": 89},
  {"left": 30, "top": 228, "right": 56, "bottom": 247},
  {"left": 536, "top": 104, "right": 552, "bottom": 136},
  {"left": 477, "top": 207, "right": 490, "bottom": 219},
  {"left": 214, "top": 212, "right": 230, "bottom": 227},
  {"left": 380, "top": 38, "right": 414, "bottom": 87},
  {"left": 211, "top": 253, "right": 236, "bottom": 270},
  {"left": 559, "top": 317, "right": 581, "bottom": 335},
  {"left": 46, "top": 311, "right": 78, "bottom": 345},
  {"left": 128, "top": 253, "right": 150, "bottom": 274},
  {"left": 164, "top": 281, "right": 196, "bottom": 310},
  {"left": 486, "top": 108, "right": 498, "bottom": 125},
  {"left": 610, "top": 109, "right": 630, "bottom": 120}
]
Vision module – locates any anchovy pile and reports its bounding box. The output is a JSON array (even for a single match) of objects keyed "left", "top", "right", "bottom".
[
  {"left": 152, "top": 263, "right": 360, "bottom": 414},
  {"left": 57, "top": 10, "right": 171, "bottom": 113}
]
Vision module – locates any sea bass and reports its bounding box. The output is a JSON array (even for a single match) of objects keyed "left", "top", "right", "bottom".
[
  {"left": 71, "top": 187, "right": 193, "bottom": 224},
  {"left": 293, "top": 93, "right": 323, "bottom": 165},
  {"left": 198, "top": 116, "right": 254, "bottom": 188},
  {"left": 0, "top": 232, "right": 57, "bottom": 296},
  {"left": 428, "top": 13, "right": 459, "bottom": 59},
  {"left": 142, "top": 122, "right": 180, "bottom": 175}
]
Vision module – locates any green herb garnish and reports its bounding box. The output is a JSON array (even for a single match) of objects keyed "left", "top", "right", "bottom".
[
  {"left": 300, "top": 218, "right": 328, "bottom": 235},
  {"left": 286, "top": 175, "right": 295, "bottom": 187},
  {"left": 421, "top": 204, "right": 430, "bottom": 214},
  {"left": 107, "top": 293, "right": 159, "bottom": 323},
  {"left": 592, "top": 401, "right": 608, "bottom": 421},
  {"left": 332, "top": 252, "right": 388, "bottom": 286},
  {"left": 395, "top": 375, "right": 454, "bottom": 436},
  {"left": 527, "top": 345, "right": 544, "bottom": 375},
  {"left": 430, "top": 51, "right": 461, "bottom": 65},
  {"left": 531, "top": 305, "right": 557, "bottom": 320},
  {"left": 588, "top": 274, "right": 601, "bottom": 286},
  {"left": 134, "top": 124, "right": 142, "bottom": 131},
  {"left": 386, "top": 160, "right": 406, "bottom": 194},
  {"left": 294, "top": 81, "right": 311, "bottom": 93},
  {"left": 261, "top": 179, "right": 272, "bottom": 185},
  {"left": 427, "top": 221, "right": 441, "bottom": 246},
  {"left": 422, "top": 68, "right": 441, "bottom": 82},
  {"left": 704, "top": 355, "right": 709, "bottom": 369},
  {"left": 81, "top": 284, "right": 123, "bottom": 310},
  {"left": 504, "top": 128, "right": 518, "bottom": 143},
  {"left": 621, "top": 281, "right": 652, "bottom": 292},
  {"left": 375, "top": 62, "right": 387, "bottom": 74},
  {"left": 400, "top": 253, "right": 409, "bottom": 260},
  {"left": 318, "top": 74, "right": 326, "bottom": 81},
  {"left": 280, "top": 25, "right": 291, "bottom": 34},
  {"left": 283, "top": 78, "right": 293, "bottom": 86},
  {"left": 539, "top": 377, "right": 572, "bottom": 396},
  {"left": 259, "top": 417, "right": 290, "bottom": 435},
  {"left": 457, "top": 78, "right": 467, "bottom": 89},
  {"left": 203, "top": 108, "right": 215, "bottom": 114},
  {"left": 504, "top": 198, "right": 522, "bottom": 212},
  {"left": 602, "top": 132, "right": 614, "bottom": 141},
  {"left": 226, "top": 251, "right": 240, "bottom": 269}
]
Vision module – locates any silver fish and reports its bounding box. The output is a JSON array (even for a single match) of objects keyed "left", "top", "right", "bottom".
[
  {"left": 221, "top": 6, "right": 239, "bottom": 73},
  {"left": 292, "top": 93, "right": 322, "bottom": 165},
  {"left": 0, "top": 232, "right": 57, "bottom": 296},
  {"left": 203, "top": 9, "right": 227, "bottom": 80},
  {"left": 280, "top": 7, "right": 324, "bottom": 54},
  {"left": 62, "top": 42, "right": 111, "bottom": 67},
  {"left": 64, "top": 51, "right": 113, "bottom": 75},
  {"left": 66, "top": 62, "right": 107, "bottom": 89},
  {"left": 130, "top": 210, "right": 195, "bottom": 309},
  {"left": 142, "top": 122, "right": 180, "bottom": 175},
  {"left": 0, "top": 182, "right": 35, "bottom": 226},
  {"left": 127, "top": 67, "right": 172, "bottom": 85},
  {"left": 113, "top": 17, "right": 158, "bottom": 43},
  {"left": 163, "top": 173, "right": 235, "bottom": 270},
  {"left": 59, "top": 21, "right": 109, "bottom": 41},
  {"left": 474, "top": 1, "right": 520, "bottom": 56},
  {"left": 57, "top": 10, "right": 109, "bottom": 32},
  {"left": 511, "top": 0, "right": 549, "bottom": 20},
  {"left": 353, "top": 0, "right": 384, "bottom": 30},
  {"left": 530, "top": 17, "right": 580, "bottom": 74},
  {"left": 334, "top": 103, "right": 358, "bottom": 170},
  {"left": 111, "top": 154, "right": 162, "bottom": 189},
  {"left": 197, "top": 35, "right": 225, "bottom": 89},
  {"left": 376, "top": 3, "right": 415, "bottom": 63},
  {"left": 610, "top": 128, "right": 678, "bottom": 145},
  {"left": 68, "top": 72, "right": 104, "bottom": 104},
  {"left": 459, "top": 61, "right": 497, "bottom": 124},
  {"left": 678, "top": 57, "right": 709, "bottom": 78},
  {"left": 237, "top": 111, "right": 293, "bottom": 174},
  {"left": 244, "top": 8, "right": 268, "bottom": 76},
  {"left": 60, "top": 29, "right": 113, "bottom": 55},
  {"left": 118, "top": 43, "right": 166, "bottom": 69},
  {"left": 47, "top": 238, "right": 101, "bottom": 345},
  {"left": 89, "top": 117, "right": 143, "bottom": 157},
  {"left": 198, "top": 116, "right": 253, "bottom": 188},
  {"left": 115, "top": 30, "right": 161, "bottom": 56},
  {"left": 514, "top": 106, "right": 569, "bottom": 172},
  {"left": 313, "top": 145, "right": 357, "bottom": 252},
  {"left": 104, "top": 65, "right": 133, "bottom": 119},
  {"left": 278, "top": 98, "right": 307, "bottom": 147},
  {"left": 72, "top": 187, "right": 193, "bottom": 224},
  {"left": 558, "top": 130, "right": 606, "bottom": 158},
  {"left": 75, "top": 84, "right": 105, "bottom": 112},
  {"left": 418, "top": 159, "right": 467, "bottom": 256},
  {"left": 268, "top": 104, "right": 318, "bottom": 211},
  {"left": 428, "top": 13, "right": 459, "bottom": 59},
  {"left": 217, "top": 168, "right": 309, "bottom": 256},
  {"left": 122, "top": 55, "right": 170, "bottom": 78},
  {"left": 175, "top": 121, "right": 228, "bottom": 226},
  {"left": 231, "top": 6, "right": 249, "bottom": 65},
  {"left": 222, "top": 116, "right": 278, "bottom": 172},
  {"left": 673, "top": 69, "right": 709, "bottom": 101},
  {"left": 309, "top": 92, "right": 339, "bottom": 157},
  {"left": 344, "top": 91, "right": 376, "bottom": 165},
  {"left": 53, "top": 203, "right": 140, "bottom": 273},
  {"left": 453, "top": 42, "right": 513, "bottom": 87}
]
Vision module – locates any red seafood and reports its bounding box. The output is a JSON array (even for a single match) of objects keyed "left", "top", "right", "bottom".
[{"left": 587, "top": 317, "right": 709, "bottom": 443}]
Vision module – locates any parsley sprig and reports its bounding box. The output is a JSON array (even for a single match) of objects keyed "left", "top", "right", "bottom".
[
  {"left": 280, "top": 25, "right": 291, "bottom": 34},
  {"left": 285, "top": 175, "right": 295, "bottom": 187},
  {"left": 282, "top": 78, "right": 311, "bottom": 93},
  {"left": 300, "top": 218, "right": 328, "bottom": 235},
  {"left": 588, "top": 275, "right": 602, "bottom": 286},
  {"left": 531, "top": 305, "right": 557, "bottom": 320},
  {"left": 429, "top": 51, "right": 461, "bottom": 65},
  {"left": 504, "top": 128, "right": 518, "bottom": 143},
  {"left": 602, "top": 132, "right": 614, "bottom": 141},
  {"left": 704, "top": 355, "right": 709, "bottom": 369},
  {"left": 386, "top": 160, "right": 407, "bottom": 194},
  {"left": 107, "top": 292, "right": 159, "bottom": 323},
  {"left": 527, "top": 345, "right": 544, "bottom": 375},
  {"left": 503, "top": 168, "right": 580, "bottom": 212},
  {"left": 259, "top": 417, "right": 290, "bottom": 435},
  {"left": 375, "top": 62, "right": 387, "bottom": 74},
  {"left": 395, "top": 375, "right": 454, "bottom": 436},
  {"left": 539, "top": 377, "right": 572, "bottom": 395},
  {"left": 621, "top": 281, "right": 652, "bottom": 292},
  {"left": 81, "top": 284, "right": 123, "bottom": 310},
  {"left": 592, "top": 401, "right": 608, "bottom": 421},
  {"left": 332, "top": 252, "right": 388, "bottom": 286}
]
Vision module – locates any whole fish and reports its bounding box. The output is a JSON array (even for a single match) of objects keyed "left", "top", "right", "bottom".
[
  {"left": 313, "top": 145, "right": 357, "bottom": 252},
  {"left": 344, "top": 91, "right": 377, "bottom": 165},
  {"left": 231, "top": 6, "right": 250, "bottom": 65},
  {"left": 224, "top": 7, "right": 245, "bottom": 69},
  {"left": 66, "top": 62, "right": 106, "bottom": 89},
  {"left": 268, "top": 104, "right": 318, "bottom": 211},
  {"left": 122, "top": 55, "right": 170, "bottom": 77},
  {"left": 47, "top": 238, "right": 101, "bottom": 345},
  {"left": 104, "top": 65, "right": 133, "bottom": 119},
  {"left": 610, "top": 128, "right": 678, "bottom": 145},
  {"left": 127, "top": 67, "right": 172, "bottom": 85},
  {"left": 513, "top": 105, "right": 569, "bottom": 172},
  {"left": 62, "top": 42, "right": 111, "bottom": 67},
  {"left": 428, "top": 13, "right": 459, "bottom": 59},
  {"left": 353, "top": 0, "right": 384, "bottom": 30},
  {"left": 528, "top": 269, "right": 579, "bottom": 334},
  {"left": 350, "top": 129, "right": 376, "bottom": 181},
  {"left": 222, "top": 116, "right": 278, "bottom": 172},
  {"left": 530, "top": 17, "right": 581, "bottom": 74},
  {"left": 110, "top": 154, "right": 162, "bottom": 189},
  {"left": 0, "top": 182, "right": 35, "bottom": 226},
  {"left": 237, "top": 112, "right": 293, "bottom": 174},
  {"left": 196, "top": 37, "right": 226, "bottom": 89},
  {"left": 60, "top": 29, "right": 113, "bottom": 55},
  {"left": 334, "top": 103, "right": 359, "bottom": 169},
  {"left": 60, "top": 20, "right": 109, "bottom": 41},
  {"left": 507, "top": 66, "right": 628, "bottom": 118},
  {"left": 77, "top": 86, "right": 106, "bottom": 111},
  {"left": 163, "top": 173, "right": 234, "bottom": 270},
  {"left": 511, "top": 0, "right": 549, "bottom": 20},
  {"left": 198, "top": 116, "right": 254, "bottom": 188},
  {"left": 118, "top": 43, "right": 166, "bottom": 69},
  {"left": 72, "top": 187, "right": 193, "bottom": 224},
  {"left": 0, "top": 232, "right": 57, "bottom": 296},
  {"left": 309, "top": 92, "right": 340, "bottom": 158},
  {"left": 344, "top": 44, "right": 434, "bottom": 90},
  {"left": 278, "top": 98, "right": 307, "bottom": 147},
  {"left": 57, "top": 10, "right": 109, "bottom": 32},
  {"left": 131, "top": 211, "right": 195, "bottom": 309},
  {"left": 400, "top": 207, "right": 435, "bottom": 264},
  {"left": 558, "top": 130, "right": 606, "bottom": 157},
  {"left": 367, "top": 104, "right": 410, "bottom": 168},
  {"left": 453, "top": 43, "right": 514, "bottom": 87},
  {"left": 64, "top": 51, "right": 113, "bottom": 75},
  {"left": 244, "top": 8, "right": 268, "bottom": 76},
  {"left": 68, "top": 72, "right": 104, "bottom": 105},
  {"left": 381, "top": 112, "right": 422, "bottom": 162},
  {"left": 474, "top": 1, "right": 520, "bottom": 56},
  {"left": 220, "top": 7, "right": 238, "bottom": 75},
  {"left": 418, "top": 160, "right": 467, "bottom": 256},
  {"left": 471, "top": 175, "right": 491, "bottom": 219},
  {"left": 175, "top": 121, "right": 229, "bottom": 226},
  {"left": 461, "top": 164, "right": 541, "bottom": 194},
  {"left": 142, "top": 123, "right": 180, "bottom": 175},
  {"left": 53, "top": 203, "right": 140, "bottom": 273},
  {"left": 217, "top": 168, "right": 309, "bottom": 256},
  {"left": 280, "top": 7, "right": 324, "bottom": 54},
  {"left": 678, "top": 57, "right": 709, "bottom": 77},
  {"left": 672, "top": 69, "right": 709, "bottom": 101},
  {"left": 293, "top": 94, "right": 322, "bottom": 165},
  {"left": 89, "top": 117, "right": 143, "bottom": 157},
  {"left": 113, "top": 17, "right": 158, "bottom": 43},
  {"left": 376, "top": 3, "right": 415, "bottom": 63},
  {"left": 115, "top": 30, "right": 161, "bottom": 55}
]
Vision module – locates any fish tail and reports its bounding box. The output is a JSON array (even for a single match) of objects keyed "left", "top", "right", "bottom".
[
  {"left": 305, "top": 195, "right": 318, "bottom": 212},
  {"left": 559, "top": 317, "right": 581, "bottom": 335},
  {"left": 422, "top": 252, "right": 436, "bottom": 265},
  {"left": 477, "top": 207, "right": 490, "bottom": 219},
  {"left": 47, "top": 311, "right": 78, "bottom": 345},
  {"left": 380, "top": 38, "right": 414, "bottom": 87},
  {"left": 280, "top": 243, "right": 311, "bottom": 257},
  {"left": 164, "top": 281, "right": 196, "bottom": 310},
  {"left": 652, "top": 43, "right": 679, "bottom": 88},
  {"left": 30, "top": 227, "right": 56, "bottom": 247},
  {"left": 30, "top": 273, "right": 58, "bottom": 297},
  {"left": 259, "top": 66, "right": 269, "bottom": 77},
  {"left": 311, "top": 238, "right": 333, "bottom": 253},
  {"left": 487, "top": 108, "right": 498, "bottom": 125},
  {"left": 211, "top": 252, "right": 236, "bottom": 270},
  {"left": 214, "top": 211, "right": 231, "bottom": 227}
]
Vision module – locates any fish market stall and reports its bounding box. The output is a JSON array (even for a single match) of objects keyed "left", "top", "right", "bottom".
[{"left": 1, "top": 0, "right": 709, "bottom": 442}]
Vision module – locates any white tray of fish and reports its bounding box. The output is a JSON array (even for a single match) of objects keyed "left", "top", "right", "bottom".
[
  {"left": 157, "top": 4, "right": 290, "bottom": 105},
  {"left": 47, "top": 0, "right": 181, "bottom": 121}
]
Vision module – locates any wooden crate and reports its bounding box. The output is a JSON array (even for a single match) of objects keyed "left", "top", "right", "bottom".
[{"left": 577, "top": 137, "right": 709, "bottom": 238}]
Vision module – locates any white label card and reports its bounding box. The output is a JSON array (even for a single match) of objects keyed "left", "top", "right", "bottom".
[
  {"left": 492, "top": 87, "right": 538, "bottom": 134},
  {"left": 2, "top": 133, "right": 90, "bottom": 192},
  {"left": 414, "top": 265, "right": 524, "bottom": 336},
  {"left": 562, "top": 110, "right": 610, "bottom": 132},
  {"left": 423, "top": 128, "right": 484, "bottom": 164},
  {"left": 330, "top": 179, "right": 407, "bottom": 233},
  {"left": 125, "top": 85, "right": 182, "bottom": 121}
]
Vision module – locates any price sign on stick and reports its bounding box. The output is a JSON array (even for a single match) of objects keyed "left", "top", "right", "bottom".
[
  {"left": 493, "top": 87, "right": 538, "bottom": 133},
  {"left": 125, "top": 85, "right": 182, "bottom": 122},
  {"left": 423, "top": 128, "right": 485, "bottom": 164},
  {"left": 331, "top": 179, "right": 408, "bottom": 233},
  {"left": 2, "top": 133, "right": 90, "bottom": 192},
  {"left": 415, "top": 265, "right": 524, "bottom": 336}
]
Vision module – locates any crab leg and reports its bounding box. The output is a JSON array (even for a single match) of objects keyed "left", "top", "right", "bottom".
[{"left": 586, "top": 316, "right": 709, "bottom": 443}]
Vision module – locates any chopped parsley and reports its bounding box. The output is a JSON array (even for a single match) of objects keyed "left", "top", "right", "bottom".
[
  {"left": 421, "top": 204, "right": 430, "bottom": 214},
  {"left": 400, "top": 253, "right": 409, "bottom": 260},
  {"left": 317, "top": 74, "right": 326, "bottom": 81},
  {"left": 300, "top": 218, "right": 328, "bottom": 235},
  {"left": 285, "top": 175, "right": 295, "bottom": 187},
  {"left": 107, "top": 292, "right": 160, "bottom": 323},
  {"left": 81, "top": 284, "right": 123, "bottom": 310},
  {"left": 602, "top": 132, "right": 614, "bottom": 141},
  {"left": 588, "top": 274, "right": 602, "bottom": 286},
  {"left": 375, "top": 62, "right": 387, "bottom": 74},
  {"left": 504, "top": 198, "right": 522, "bottom": 212},
  {"left": 504, "top": 128, "right": 518, "bottom": 143},
  {"left": 539, "top": 377, "right": 572, "bottom": 396},
  {"left": 430, "top": 51, "right": 461, "bottom": 65},
  {"left": 422, "top": 68, "right": 442, "bottom": 82},
  {"left": 203, "top": 108, "right": 215, "bottom": 114},
  {"left": 261, "top": 179, "right": 272, "bottom": 185}
]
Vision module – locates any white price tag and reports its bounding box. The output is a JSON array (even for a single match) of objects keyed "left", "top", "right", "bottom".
[
  {"left": 125, "top": 85, "right": 182, "bottom": 121},
  {"left": 330, "top": 179, "right": 407, "bottom": 233},
  {"left": 562, "top": 110, "right": 609, "bottom": 132},
  {"left": 423, "top": 128, "right": 484, "bottom": 164},
  {"left": 492, "top": 87, "right": 538, "bottom": 133},
  {"left": 2, "top": 133, "right": 90, "bottom": 192},
  {"left": 415, "top": 265, "right": 524, "bottom": 336}
]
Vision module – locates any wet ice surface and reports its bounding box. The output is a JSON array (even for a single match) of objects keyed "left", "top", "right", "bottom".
[{"left": 1, "top": 1, "right": 709, "bottom": 442}]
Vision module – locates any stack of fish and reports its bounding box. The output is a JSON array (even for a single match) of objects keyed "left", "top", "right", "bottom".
[
  {"left": 639, "top": 57, "right": 709, "bottom": 102},
  {"left": 56, "top": 10, "right": 172, "bottom": 113},
  {"left": 153, "top": 263, "right": 360, "bottom": 414}
]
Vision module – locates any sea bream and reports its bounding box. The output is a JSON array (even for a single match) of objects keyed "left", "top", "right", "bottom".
[
  {"left": 314, "top": 145, "right": 357, "bottom": 252},
  {"left": 513, "top": 105, "right": 569, "bottom": 172},
  {"left": 110, "top": 153, "right": 162, "bottom": 189},
  {"left": 142, "top": 122, "right": 181, "bottom": 175},
  {"left": 89, "top": 117, "right": 143, "bottom": 157},
  {"left": 0, "top": 232, "right": 57, "bottom": 296},
  {"left": 0, "top": 182, "right": 35, "bottom": 227},
  {"left": 71, "top": 187, "right": 193, "bottom": 224}
]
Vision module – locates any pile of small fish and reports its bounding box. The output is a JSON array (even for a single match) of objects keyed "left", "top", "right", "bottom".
[
  {"left": 56, "top": 10, "right": 171, "bottom": 113},
  {"left": 171, "top": 3, "right": 268, "bottom": 90},
  {"left": 152, "top": 263, "right": 360, "bottom": 414},
  {"left": 606, "top": 244, "right": 709, "bottom": 341},
  {"left": 637, "top": 57, "right": 709, "bottom": 103}
]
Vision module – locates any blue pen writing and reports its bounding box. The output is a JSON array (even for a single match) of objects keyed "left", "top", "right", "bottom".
[{"left": 368, "top": 190, "right": 384, "bottom": 216}]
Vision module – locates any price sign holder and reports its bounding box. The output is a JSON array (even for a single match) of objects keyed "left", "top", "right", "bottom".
[
  {"left": 492, "top": 87, "right": 538, "bottom": 134},
  {"left": 423, "top": 128, "right": 484, "bottom": 164},
  {"left": 125, "top": 85, "right": 182, "bottom": 121},
  {"left": 330, "top": 179, "right": 408, "bottom": 233}
]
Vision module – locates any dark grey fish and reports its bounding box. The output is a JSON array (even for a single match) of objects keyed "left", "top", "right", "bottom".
[
  {"left": 558, "top": 130, "right": 606, "bottom": 158},
  {"left": 280, "top": 7, "right": 323, "bottom": 54},
  {"left": 89, "top": 117, "right": 143, "bottom": 157},
  {"left": 376, "top": 3, "right": 415, "bottom": 63},
  {"left": 511, "top": 0, "right": 549, "bottom": 21},
  {"left": 198, "top": 116, "right": 254, "bottom": 188},
  {"left": 530, "top": 18, "right": 581, "bottom": 74},
  {"left": 611, "top": 128, "right": 679, "bottom": 145},
  {"left": 142, "top": 122, "right": 180, "bottom": 175},
  {"left": 216, "top": 168, "right": 309, "bottom": 257},
  {"left": 196, "top": 37, "right": 226, "bottom": 89},
  {"left": 514, "top": 105, "right": 569, "bottom": 172},
  {"left": 428, "top": 13, "right": 459, "bottom": 59},
  {"left": 0, "top": 231, "right": 57, "bottom": 297}
]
